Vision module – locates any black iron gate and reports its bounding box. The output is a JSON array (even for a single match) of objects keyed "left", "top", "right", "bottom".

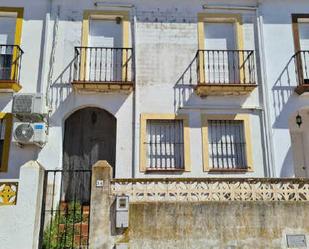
[{"left": 38, "top": 169, "right": 92, "bottom": 249}]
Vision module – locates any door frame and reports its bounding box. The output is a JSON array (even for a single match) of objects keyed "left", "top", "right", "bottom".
[
  {"left": 292, "top": 14, "right": 309, "bottom": 85},
  {"left": 80, "top": 10, "right": 130, "bottom": 81},
  {"left": 62, "top": 106, "right": 117, "bottom": 175},
  {"left": 197, "top": 13, "right": 244, "bottom": 84}
]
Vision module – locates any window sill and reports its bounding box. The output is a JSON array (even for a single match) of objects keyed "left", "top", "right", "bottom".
[
  {"left": 145, "top": 168, "right": 185, "bottom": 173},
  {"left": 207, "top": 168, "right": 250, "bottom": 174}
]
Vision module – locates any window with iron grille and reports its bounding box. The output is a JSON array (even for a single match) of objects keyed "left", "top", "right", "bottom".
[
  {"left": 0, "top": 13, "right": 17, "bottom": 81},
  {"left": 146, "top": 120, "right": 184, "bottom": 170},
  {"left": 0, "top": 55, "right": 12, "bottom": 80},
  {"left": 208, "top": 120, "right": 247, "bottom": 170}
]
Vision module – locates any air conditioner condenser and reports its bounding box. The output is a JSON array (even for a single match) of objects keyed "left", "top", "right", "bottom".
[{"left": 12, "top": 122, "right": 47, "bottom": 146}]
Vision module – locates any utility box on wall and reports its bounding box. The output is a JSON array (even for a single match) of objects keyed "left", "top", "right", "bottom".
[
  {"left": 115, "top": 243, "right": 128, "bottom": 249},
  {"left": 116, "top": 195, "right": 129, "bottom": 228}
]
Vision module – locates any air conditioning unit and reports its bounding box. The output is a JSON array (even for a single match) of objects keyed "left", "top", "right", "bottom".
[
  {"left": 12, "top": 122, "right": 47, "bottom": 146},
  {"left": 12, "top": 94, "right": 44, "bottom": 114}
]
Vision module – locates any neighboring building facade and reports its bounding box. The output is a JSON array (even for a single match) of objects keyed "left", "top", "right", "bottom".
[{"left": 0, "top": 0, "right": 309, "bottom": 180}]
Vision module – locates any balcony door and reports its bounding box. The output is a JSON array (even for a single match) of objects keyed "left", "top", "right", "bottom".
[
  {"left": 204, "top": 22, "right": 238, "bottom": 83},
  {"left": 87, "top": 19, "right": 123, "bottom": 82},
  {"left": 0, "top": 15, "right": 16, "bottom": 80},
  {"left": 292, "top": 15, "right": 309, "bottom": 85},
  {"left": 298, "top": 21, "right": 309, "bottom": 82},
  {"left": 299, "top": 22, "right": 309, "bottom": 50}
]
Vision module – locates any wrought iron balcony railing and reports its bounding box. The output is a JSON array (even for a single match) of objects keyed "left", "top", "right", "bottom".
[
  {"left": 294, "top": 50, "right": 309, "bottom": 94},
  {"left": 73, "top": 47, "right": 134, "bottom": 85},
  {"left": 197, "top": 49, "right": 256, "bottom": 85},
  {"left": 0, "top": 45, "right": 23, "bottom": 84}
]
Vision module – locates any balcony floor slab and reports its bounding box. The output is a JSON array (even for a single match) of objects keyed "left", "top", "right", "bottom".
[
  {"left": 72, "top": 81, "right": 134, "bottom": 93},
  {"left": 295, "top": 84, "right": 309, "bottom": 95},
  {"left": 0, "top": 80, "right": 22, "bottom": 92},
  {"left": 195, "top": 83, "right": 257, "bottom": 97}
]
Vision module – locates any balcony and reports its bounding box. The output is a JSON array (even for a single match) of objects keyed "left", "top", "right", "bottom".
[
  {"left": 294, "top": 51, "right": 309, "bottom": 95},
  {"left": 0, "top": 45, "right": 23, "bottom": 92},
  {"left": 72, "top": 47, "right": 134, "bottom": 92},
  {"left": 195, "top": 50, "right": 257, "bottom": 97}
]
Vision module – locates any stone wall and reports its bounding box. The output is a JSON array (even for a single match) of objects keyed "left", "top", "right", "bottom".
[{"left": 121, "top": 202, "right": 309, "bottom": 249}]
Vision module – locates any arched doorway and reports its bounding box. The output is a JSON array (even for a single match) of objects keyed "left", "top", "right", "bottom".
[
  {"left": 63, "top": 107, "right": 116, "bottom": 171},
  {"left": 63, "top": 107, "right": 116, "bottom": 202}
]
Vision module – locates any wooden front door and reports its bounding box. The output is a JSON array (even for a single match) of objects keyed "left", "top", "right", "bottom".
[{"left": 63, "top": 107, "right": 116, "bottom": 173}]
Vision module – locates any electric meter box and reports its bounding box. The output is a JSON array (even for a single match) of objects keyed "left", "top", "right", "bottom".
[{"left": 116, "top": 195, "right": 129, "bottom": 228}]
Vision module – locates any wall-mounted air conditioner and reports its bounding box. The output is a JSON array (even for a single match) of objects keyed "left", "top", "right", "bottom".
[
  {"left": 12, "top": 122, "right": 47, "bottom": 146},
  {"left": 12, "top": 93, "right": 45, "bottom": 114}
]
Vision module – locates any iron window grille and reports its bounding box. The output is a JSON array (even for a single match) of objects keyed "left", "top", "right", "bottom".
[
  {"left": 0, "top": 54, "right": 12, "bottom": 80},
  {"left": 208, "top": 120, "right": 247, "bottom": 170},
  {"left": 145, "top": 119, "right": 185, "bottom": 170},
  {"left": 0, "top": 45, "right": 23, "bottom": 82}
]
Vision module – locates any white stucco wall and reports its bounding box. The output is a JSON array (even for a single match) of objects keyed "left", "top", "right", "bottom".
[
  {"left": 2, "top": 0, "right": 308, "bottom": 179},
  {"left": 0, "top": 1, "right": 48, "bottom": 179},
  {"left": 258, "top": 0, "right": 309, "bottom": 177},
  {"left": 0, "top": 161, "right": 44, "bottom": 249},
  {"left": 132, "top": 2, "right": 264, "bottom": 177}
]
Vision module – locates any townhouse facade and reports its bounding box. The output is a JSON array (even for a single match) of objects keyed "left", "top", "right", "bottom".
[
  {"left": 1, "top": 0, "right": 309, "bottom": 248},
  {"left": 0, "top": 0, "right": 308, "bottom": 180}
]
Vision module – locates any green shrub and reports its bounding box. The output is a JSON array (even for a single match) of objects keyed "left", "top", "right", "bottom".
[{"left": 42, "top": 201, "right": 88, "bottom": 249}]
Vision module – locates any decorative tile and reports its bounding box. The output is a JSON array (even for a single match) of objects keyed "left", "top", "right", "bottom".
[{"left": 0, "top": 182, "right": 18, "bottom": 205}]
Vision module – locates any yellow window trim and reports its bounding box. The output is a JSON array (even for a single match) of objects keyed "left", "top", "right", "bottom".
[
  {"left": 140, "top": 113, "right": 191, "bottom": 172},
  {"left": 0, "top": 113, "right": 13, "bottom": 172},
  {"left": 81, "top": 10, "right": 130, "bottom": 81},
  {"left": 197, "top": 13, "right": 244, "bottom": 84},
  {"left": 0, "top": 7, "right": 24, "bottom": 82},
  {"left": 201, "top": 114, "right": 253, "bottom": 172}
]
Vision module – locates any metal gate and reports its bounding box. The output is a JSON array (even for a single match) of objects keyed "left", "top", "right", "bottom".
[{"left": 38, "top": 169, "right": 92, "bottom": 249}]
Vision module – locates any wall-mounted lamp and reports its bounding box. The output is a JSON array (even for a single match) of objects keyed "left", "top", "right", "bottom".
[{"left": 296, "top": 113, "right": 303, "bottom": 127}]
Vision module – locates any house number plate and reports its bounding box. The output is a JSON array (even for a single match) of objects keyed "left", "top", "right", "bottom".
[
  {"left": 287, "top": 234, "right": 307, "bottom": 248},
  {"left": 96, "top": 179, "right": 104, "bottom": 188}
]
